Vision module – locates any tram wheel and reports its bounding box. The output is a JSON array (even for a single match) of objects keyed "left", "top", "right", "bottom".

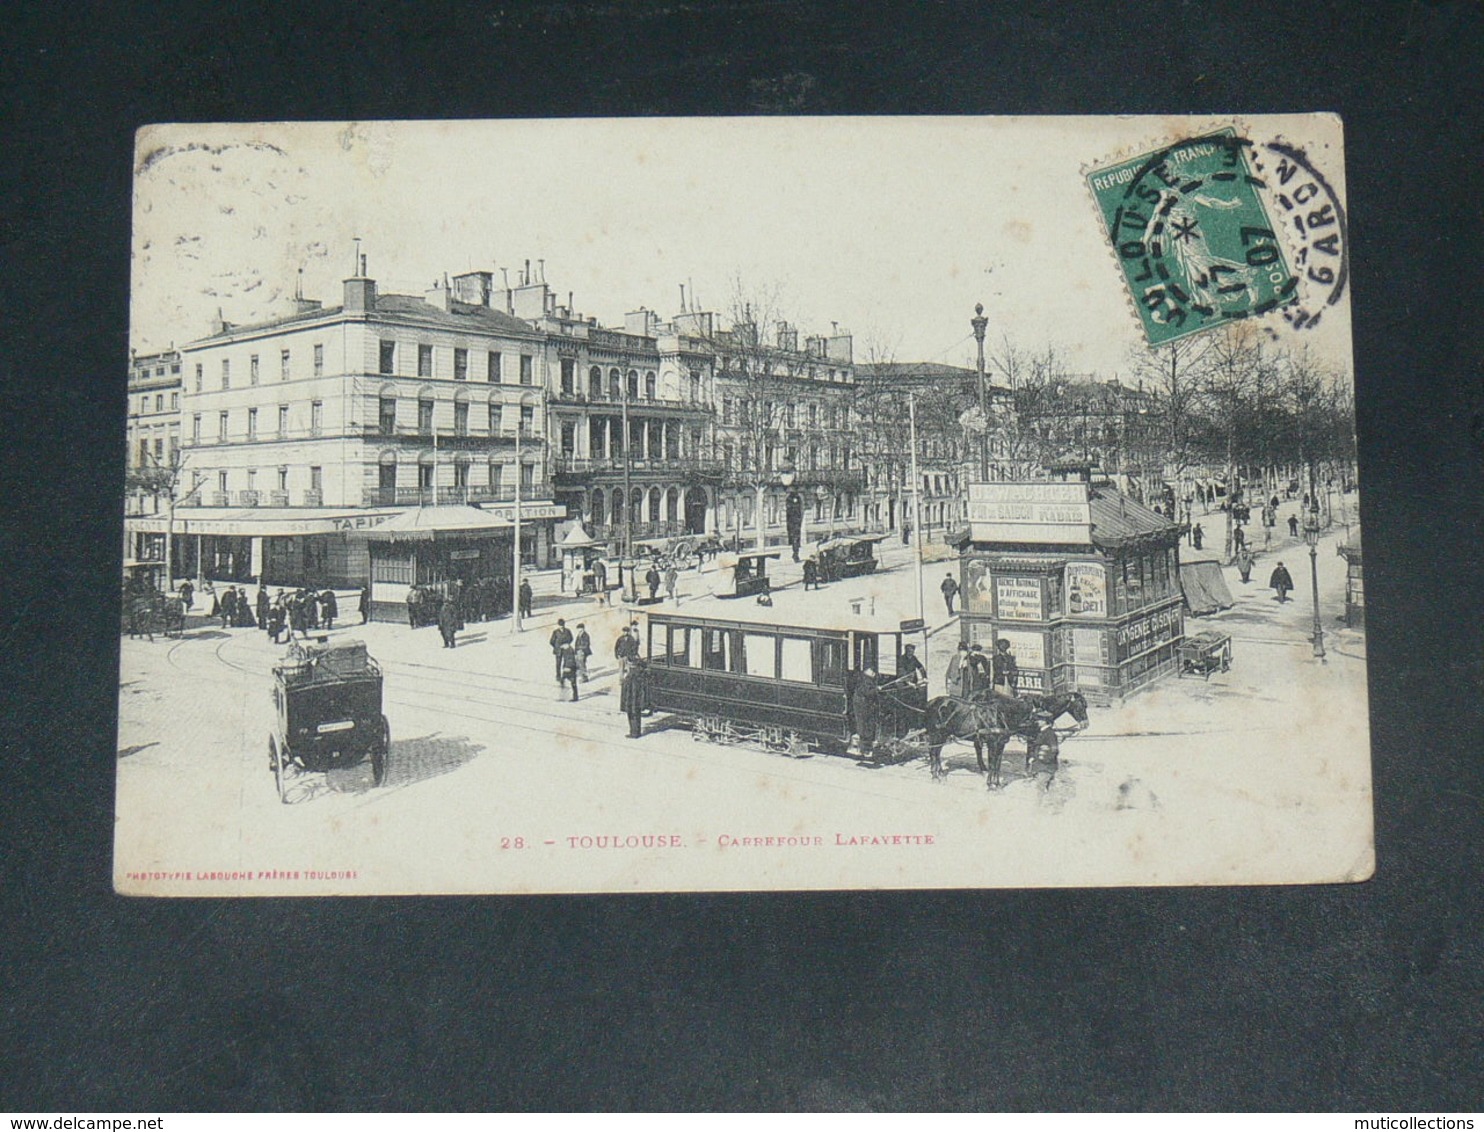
[{"left": 269, "top": 735, "right": 287, "bottom": 804}]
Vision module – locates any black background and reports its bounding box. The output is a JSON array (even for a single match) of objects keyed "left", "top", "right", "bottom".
[{"left": 2, "top": 0, "right": 1481, "bottom": 1111}]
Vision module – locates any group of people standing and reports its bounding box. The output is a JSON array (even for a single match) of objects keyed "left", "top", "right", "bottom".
[
  {"left": 548, "top": 618, "right": 594, "bottom": 701},
  {"left": 260, "top": 586, "right": 345, "bottom": 644},
  {"left": 944, "top": 638, "right": 1020, "bottom": 700}
]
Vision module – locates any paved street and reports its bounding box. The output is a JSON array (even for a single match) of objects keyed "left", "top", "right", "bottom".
[{"left": 115, "top": 502, "right": 1369, "bottom": 895}]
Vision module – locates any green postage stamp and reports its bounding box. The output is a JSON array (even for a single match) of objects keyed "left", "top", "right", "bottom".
[{"left": 1087, "top": 129, "right": 1299, "bottom": 346}]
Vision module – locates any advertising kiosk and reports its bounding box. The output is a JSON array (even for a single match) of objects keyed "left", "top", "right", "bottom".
[{"left": 953, "top": 471, "right": 1187, "bottom": 700}]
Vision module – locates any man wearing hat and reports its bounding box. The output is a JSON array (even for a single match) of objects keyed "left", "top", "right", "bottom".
[
  {"left": 991, "top": 638, "right": 1020, "bottom": 697},
  {"left": 966, "top": 643, "right": 992, "bottom": 697},
  {"left": 899, "top": 643, "right": 927, "bottom": 688},
  {"left": 945, "top": 640, "right": 970, "bottom": 698}
]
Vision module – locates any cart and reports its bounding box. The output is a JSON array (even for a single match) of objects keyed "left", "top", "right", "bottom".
[
  {"left": 721, "top": 551, "right": 781, "bottom": 599},
  {"left": 1177, "top": 630, "right": 1232, "bottom": 679},
  {"left": 268, "top": 639, "right": 389, "bottom": 802}
]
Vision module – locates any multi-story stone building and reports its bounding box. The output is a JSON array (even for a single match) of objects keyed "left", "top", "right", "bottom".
[
  {"left": 124, "top": 348, "right": 183, "bottom": 562},
  {"left": 128, "top": 263, "right": 563, "bottom": 593}
]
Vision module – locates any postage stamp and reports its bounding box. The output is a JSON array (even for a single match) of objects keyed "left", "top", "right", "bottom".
[{"left": 1087, "top": 129, "right": 1300, "bottom": 346}]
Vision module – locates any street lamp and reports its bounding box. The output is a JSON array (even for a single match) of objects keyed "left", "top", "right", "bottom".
[
  {"left": 1303, "top": 501, "right": 1326, "bottom": 661},
  {"left": 971, "top": 303, "right": 989, "bottom": 483}
]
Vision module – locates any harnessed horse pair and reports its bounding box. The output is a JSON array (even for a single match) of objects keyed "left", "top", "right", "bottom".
[{"left": 923, "top": 689, "right": 1090, "bottom": 789}]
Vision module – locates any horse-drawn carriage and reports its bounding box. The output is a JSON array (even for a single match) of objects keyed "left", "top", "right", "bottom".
[
  {"left": 120, "top": 563, "right": 186, "bottom": 639},
  {"left": 813, "top": 534, "right": 888, "bottom": 583},
  {"left": 720, "top": 550, "right": 781, "bottom": 599},
  {"left": 640, "top": 605, "right": 1090, "bottom": 788},
  {"left": 267, "top": 639, "right": 389, "bottom": 803}
]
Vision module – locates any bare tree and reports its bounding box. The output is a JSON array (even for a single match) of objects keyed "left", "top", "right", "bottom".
[
  {"left": 124, "top": 449, "right": 197, "bottom": 588},
  {"left": 1198, "top": 324, "right": 1263, "bottom": 559},
  {"left": 1128, "top": 333, "right": 1215, "bottom": 487}
]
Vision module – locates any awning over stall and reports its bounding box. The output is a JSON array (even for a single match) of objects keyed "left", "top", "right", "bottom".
[{"left": 1180, "top": 558, "right": 1235, "bottom": 616}]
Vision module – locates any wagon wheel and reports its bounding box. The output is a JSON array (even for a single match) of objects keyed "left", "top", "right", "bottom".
[
  {"left": 269, "top": 734, "right": 287, "bottom": 804},
  {"left": 370, "top": 715, "right": 390, "bottom": 787}
]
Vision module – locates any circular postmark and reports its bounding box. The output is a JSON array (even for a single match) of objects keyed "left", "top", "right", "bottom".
[{"left": 1250, "top": 139, "right": 1349, "bottom": 332}]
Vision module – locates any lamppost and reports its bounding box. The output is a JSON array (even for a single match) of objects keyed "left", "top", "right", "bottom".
[
  {"left": 971, "top": 303, "right": 989, "bottom": 483},
  {"left": 1303, "top": 500, "right": 1326, "bottom": 661}
]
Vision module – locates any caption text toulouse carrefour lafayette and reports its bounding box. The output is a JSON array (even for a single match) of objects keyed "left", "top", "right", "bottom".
[{"left": 559, "top": 833, "right": 935, "bottom": 849}]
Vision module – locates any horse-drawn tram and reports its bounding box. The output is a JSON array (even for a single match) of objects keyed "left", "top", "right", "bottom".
[{"left": 641, "top": 605, "right": 928, "bottom": 759}]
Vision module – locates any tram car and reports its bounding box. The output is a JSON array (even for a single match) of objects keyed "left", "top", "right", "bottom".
[
  {"left": 721, "top": 550, "right": 781, "bottom": 599},
  {"left": 642, "top": 605, "right": 928, "bottom": 758},
  {"left": 813, "top": 534, "right": 888, "bottom": 582}
]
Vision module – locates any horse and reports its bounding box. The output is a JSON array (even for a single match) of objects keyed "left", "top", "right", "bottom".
[
  {"left": 922, "top": 696, "right": 1011, "bottom": 782},
  {"left": 976, "top": 690, "right": 1091, "bottom": 790}
]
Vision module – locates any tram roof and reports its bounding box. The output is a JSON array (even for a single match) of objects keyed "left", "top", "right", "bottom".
[{"left": 635, "top": 600, "right": 912, "bottom": 635}]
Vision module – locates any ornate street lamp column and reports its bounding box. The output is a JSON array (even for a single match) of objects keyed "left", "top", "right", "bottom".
[
  {"left": 1303, "top": 500, "right": 1326, "bottom": 661},
  {"left": 971, "top": 303, "right": 989, "bottom": 483}
]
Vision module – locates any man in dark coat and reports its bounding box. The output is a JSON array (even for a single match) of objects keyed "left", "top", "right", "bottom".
[
  {"left": 179, "top": 579, "right": 194, "bottom": 610},
  {"left": 1235, "top": 548, "right": 1254, "bottom": 584},
  {"left": 852, "top": 668, "right": 881, "bottom": 757},
  {"left": 549, "top": 619, "right": 574, "bottom": 681},
  {"left": 615, "top": 623, "right": 640, "bottom": 666},
  {"left": 941, "top": 573, "right": 959, "bottom": 616},
  {"left": 220, "top": 586, "right": 236, "bottom": 629},
  {"left": 438, "top": 597, "right": 460, "bottom": 648},
  {"left": 518, "top": 578, "right": 534, "bottom": 619},
  {"left": 646, "top": 564, "right": 661, "bottom": 601},
  {"left": 320, "top": 589, "right": 338, "bottom": 630},
  {"left": 1288, "top": 514, "right": 1300, "bottom": 538},
  {"left": 256, "top": 585, "right": 270, "bottom": 631},
  {"left": 559, "top": 644, "right": 581, "bottom": 702},
  {"left": 358, "top": 585, "right": 369, "bottom": 625},
  {"left": 802, "top": 557, "right": 820, "bottom": 591},
  {"left": 1192, "top": 523, "right": 1204, "bottom": 551},
  {"left": 991, "top": 639, "right": 1019, "bottom": 697},
  {"left": 592, "top": 558, "right": 608, "bottom": 599},
  {"left": 574, "top": 623, "right": 592, "bottom": 682},
  {"left": 899, "top": 643, "right": 927, "bottom": 688},
  {"left": 620, "top": 657, "right": 648, "bottom": 737},
  {"left": 966, "top": 644, "right": 992, "bottom": 697},
  {"left": 1270, "top": 561, "right": 1295, "bottom": 603}
]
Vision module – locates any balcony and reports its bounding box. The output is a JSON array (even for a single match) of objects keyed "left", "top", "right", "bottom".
[
  {"left": 269, "top": 490, "right": 291, "bottom": 507},
  {"left": 237, "top": 490, "right": 260, "bottom": 507},
  {"left": 552, "top": 454, "right": 727, "bottom": 483},
  {"left": 361, "top": 484, "right": 553, "bottom": 508},
  {"left": 211, "top": 492, "right": 231, "bottom": 507},
  {"left": 549, "top": 389, "right": 714, "bottom": 414},
  {"left": 359, "top": 424, "right": 544, "bottom": 447},
  {"left": 590, "top": 520, "right": 687, "bottom": 544},
  {"left": 302, "top": 490, "right": 323, "bottom": 508}
]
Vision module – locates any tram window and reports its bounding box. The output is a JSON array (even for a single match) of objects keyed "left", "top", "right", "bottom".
[
  {"left": 879, "top": 635, "right": 900, "bottom": 678},
  {"left": 854, "top": 634, "right": 878, "bottom": 674},
  {"left": 686, "top": 628, "right": 702, "bottom": 668},
  {"left": 701, "top": 629, "right": 729, "bottom": 671},
  {"left": 814, "top": 639, "right": 847, "bottom": 686},
  {"left": 779, "top": 636, "right": 813, "bottom": 683},
  {"left": 665, "top": 625, "right": 692, "bottom": 666},
  {"left": 742, "top": 633, "right": 776, "bottom": 679}
]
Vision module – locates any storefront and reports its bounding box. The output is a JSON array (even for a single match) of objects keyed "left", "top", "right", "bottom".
[
  {"left": 360, "top": 502, "right": 564, "bottom": 622},
  {"left": 954, "top": 476, "right": 1187, "bottom": 700}
]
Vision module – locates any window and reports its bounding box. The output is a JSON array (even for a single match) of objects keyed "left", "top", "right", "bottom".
[
  {"left": 644, "top": 372, "right": 656, "bottom": 400},
  {"left": 561, "top": 421, "right": 576, "bottom": 456},
  {"left": 454, "top": 401, "right": 469, "bottom": 435},
  {"left": 520, "top": 463, "right": 534, "bottom": 489},
  {"left": 195, "top": 364, "right": 203, "bottom": 392},
  {"left": 278, "top": 404, "right": 288, "bottom": 437},
  {"left": 454, "top": 348, "right": 468, "bottom": 381},
  {"left": 779, "top": 637, "right": 813, "bottom": 683},
  {"left": 454, "top": 460, "right": 469, "bottom": 488},
  {"left": 155, "top": 393, "right": 164, "bottom": 412},
  {"left": 722, "top": 397, "right": 733, "bottom": 425},
  {"left": 519, "top": 355, "right": 533, "bottom": 385},
  {"left": 379, "top": 397, "right": 396, "bottom": 435},
  {"left": 220, "top": 359, "right": 230, "bottom": 389},
  {"left": 218, "top": 411, "right": 228, "bottom": 442},
  {"left": 310, "top": 466, "right": 322, "bottom": 492},
  {"left": 136, "top": 439, "right": 148, "bottom": 466},
  {"left": 814, "top": 638, "right": 847, "bottom": 687},
  {"left": 247, "top": 407, "right": 258, "bottom": 440},
  {"left": 170, "top": 362, "right": 180, "bottom": 375},
  {"left": 560, "top": 358, "right": 575, "bottom": 395},
  {"left": 418, "top": 344, "right": 433, "bottom": 377},
  {"left": 218, "top": 471, "right": 228, "bottom": 494},
  {"left": 171, "top": 392, "right": 179, "bottom": 410},
  {"left": 249, "top": 354, "right": 259, "bottom": 385},
  {"left": 489, "top": 463, "right": 503, "bottom": 493},
  {"left": 246, "top": 468, "right": 256, "bottom": 492},
  {"left": 418, "top": 462, "right": 433, "bottom": 490},
  {"left": 742, "top": 633, "right": 776, "bottom": 679},
  {"left": 310, "top": 400, "right": 323, "bottom": 436},
  {"left": 313, "top": 344, "right": 324, "bottom": 377},
  {"left": 191, "top": 414, "right": 201, "bottom": 443},
  {"left": 701, "top": 628, "right": 731, "bottom": 671},
  {"left": 379, "top": 340, "right": 396, "bottom": 375},
  {"left": 520, "top": 405, "right": 535, "bottom": 434},
  {"left": 488, "top": 402, "right": 502, "bottom": 433},
  {"left": 488, "top": 351, "right": 501, "bottom": 382},
  {"left": 690, "top": 371, "right": 701, "bottom": 402},
  {"left": 627, "top": 370, "right": 639, "bottom": 400},
  {"left": 278, "top": 467, "right": 288, "bottom": 492},
  {"left": 280, "top": 349, "right": 290, "bottom": 381},
  {"left": 418, "top": 399, "right": 433, "bottom": 434}
]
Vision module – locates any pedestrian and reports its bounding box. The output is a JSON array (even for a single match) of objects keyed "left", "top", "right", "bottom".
[
  {"left": 592, "top": 558, "right": 608, "bottom": 599},
  {"left": 852, "top": 666, "right": 881, "bottom": 757},
  {"left": 359, "top": 585, "right": 370, "bottom": 625},
  {"left": 407, "top": 586, "right": 419, "bottom": 629},
  {"left": 549, "top": 618, "right": 574, "bottom": 681},
  {"left": 1192, "top": 523, "right": 1204, "bottom": 551},
  {"left": 574, "top": 623, "right": 592, "bottom": 682},
  {"left": 559, "top": 644, "right": 580, "bottom": 701},
  {"left": 320, "top": 588, "right": 338, "bottom": 631},
  {"left": 255, "top": 584, "right": 270, "bottom": 631},
  {"left": 179, "top": 579, "right": 194, "bottom": 610},
  {"left": 966, "top": 643, "right": 991, "bottom": 697},
  {"left": 902, "top": 520, "right": 912, "bottom": 546},
  {"left": 615, "top": 624, "right": 639, "bottom": 671},
  {"left": 991, "top": 639, "right": 1020, "bottom": 697},
  {"left": 620, "top": 657, "right": 649, "bottom": 738},
  {"left": 945, "top": 640, "right": 969, "bottom": 698},
  {"left": 1287, "top": 514, "right": 1300, "bottom": 538},
  {"left": 268, "top": 599, "right": 286, "bottom": 644},
  {"left": 646, "top": 563, "right": 661, "bottom": 602},
  {"left": 438, "top": 597, "right": 460, "bottom": 648},
  {"left": 664, "top": 564, "right": 678, "bottom": 604},
  {"left": 290, "top": 594, "right": 310, "bottom": 639},
  {"left": 940, "top": 572, "right": 960, "bottom": 616},
  {"left": 204, "top": 580, "right": 218, "bottom": 618},
  {"left": 1233, "top": 525, "right": 1246, "bottom": 554},
  {"left": 1236, "top": 548, "right": 1254, "bottom": 584},
  {"left": 220, "top": 586, "right": 237, "bottom": 629},
  {"left": 518, "top": 577, "right": 533, "bottom": 620},
  {"left": 1269, "top": 561, "right": 1294, "bottom": 603},
  {"left": 899, "top": 643, "right": 927, "bottom": 688},
  {"left": 802, "top": 556, "right": 819, "bottom": 591}
]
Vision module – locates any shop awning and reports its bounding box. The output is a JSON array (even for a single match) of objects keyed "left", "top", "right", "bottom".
[
  {"left": 124, "top": 507, "right": 401, "bottom": 536},
  {"left": 361, "top": 503, "right": 564, "bottom": 541},
  {"left": 556, "top": 521, "right": 602, "bottom": 549}
]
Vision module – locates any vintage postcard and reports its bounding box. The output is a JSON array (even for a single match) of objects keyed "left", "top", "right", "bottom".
[{"left": 115, "top": 116, "right": 1368, "bottom": 895}]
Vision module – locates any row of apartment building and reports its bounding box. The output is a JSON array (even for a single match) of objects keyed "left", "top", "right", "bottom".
[{"left": 124, "top": 261, "right": 978, "bottom": 605}]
